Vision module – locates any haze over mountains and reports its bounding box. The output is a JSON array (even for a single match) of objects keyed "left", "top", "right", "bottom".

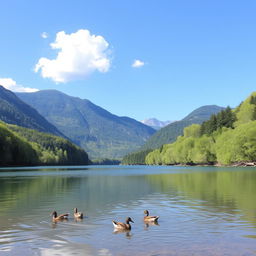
[
  {"left": 17, "top": 90, "right": 155, "bottom": 159},
  {"left": 141, "top": 118, "right": 174, "bottom": 130}
]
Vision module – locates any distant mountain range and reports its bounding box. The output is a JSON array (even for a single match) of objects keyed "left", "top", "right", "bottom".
[
  {"left": 17, "top": 90, "right": 155, "bottom": 159},
  {"left": 0, "top": 85, "right": 225, "bottom": 162},
  {"left": 141, "top": 118, "right": 174, "bottom": 130},
  {"left": 139, "top": 105, "right": 224, "bottom": 151},
  {"left": 0, "top": 86, "right": 63, "bottom": 137}
]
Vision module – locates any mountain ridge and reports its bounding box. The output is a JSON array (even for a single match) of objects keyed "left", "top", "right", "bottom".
[{"left": 0, "top": 86, "right": 64, "bottom": 137}]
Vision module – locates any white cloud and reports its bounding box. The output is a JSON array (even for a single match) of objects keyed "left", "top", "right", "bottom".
[
  {"left": 41, "top": 32, "right": 48, "bottom": 39},
  {"left": 132, "top": 59, "right": 145, "bottom": 68},
  {"left": 35, "top": 29, "right": 111, "bottom": 83},
  {"left": 0, "top": 78, "right": 39, "bottom": 92}
]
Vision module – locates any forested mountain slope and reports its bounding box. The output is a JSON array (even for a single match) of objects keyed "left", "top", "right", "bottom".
[
  {"left": 139, "top": 105, "right": 224, "bottom": 151},
  {"left": 0, "top": 86, "right": 63, "bottom": 137},
  {"left": 17, "top": 90, "right": 155, "bottom": 159},
  {"left": 122, "top": 105, "right": 224, "bottom": 165},
  {"left": 0, "top": 121, "right": 89, "bottom": 166}
]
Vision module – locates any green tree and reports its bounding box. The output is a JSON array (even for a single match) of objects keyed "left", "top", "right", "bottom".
[{"left": 183, "top": 124, "right": 201, "bottom": 138}]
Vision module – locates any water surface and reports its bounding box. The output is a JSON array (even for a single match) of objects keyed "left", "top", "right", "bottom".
[{"left": 0, "top": 165, "right": 256, "bottom": 255}]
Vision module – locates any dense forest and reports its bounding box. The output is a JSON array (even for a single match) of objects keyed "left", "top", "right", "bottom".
[
  {"left": 92, "top": 158, "right": 121, "bottom": 165},
  {"left": 121, "top": 149, "right": 153, "bottom": 165},
  {"left": 0, "top": 121, "right": 89, "bottom": 166},
  {"left": 145, "top": 93, "right": 256, "bottom": 166}
]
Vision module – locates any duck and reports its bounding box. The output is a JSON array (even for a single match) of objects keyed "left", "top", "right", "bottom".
[
  {"left": 51, "top": 211, "right": 69, "bottom": 221},
  {"left": 143, "top": 210, "right": 159, "bottom": 222},
  {"left": 112, "top": 217, "right": 134, "bottom": 230},
  {"left": 74, "top": 208, "right": 83, "bottom": 219}
]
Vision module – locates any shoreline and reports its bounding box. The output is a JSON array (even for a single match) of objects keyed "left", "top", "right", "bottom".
[
  {"left": 1, "top": 161, "right": 256, "bottom": 168},
  {"left": 122, "top": 161, "right": 256, "bottom": 167}
]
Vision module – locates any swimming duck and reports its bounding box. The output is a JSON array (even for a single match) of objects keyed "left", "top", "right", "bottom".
[
  {"left": 143, "top": 210, "right": 159, "bottom": 222},
  {"left": 112, "top": 217, "right": 134, "bottom": 230},
  {"left": 74, "top": 208, "right": 83, "bottom": 219},
  {"left": 51, "top": 211, "right": 69, "bottom": 221}
]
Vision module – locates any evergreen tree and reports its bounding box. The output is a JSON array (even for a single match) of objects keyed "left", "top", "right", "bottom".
[
  {"left": 200, "top": 106, "right": 236, "bottom": 136},
  {"left": 252, "top": 106, "right": 256, "bottom": 120},
  {"left": 250, "top": 96, "right": 256, "bottom": 105}
]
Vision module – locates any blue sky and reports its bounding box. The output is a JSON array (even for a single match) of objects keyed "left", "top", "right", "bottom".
[{"left": 0, "top": 0, "right": 256, "bottom": 121}]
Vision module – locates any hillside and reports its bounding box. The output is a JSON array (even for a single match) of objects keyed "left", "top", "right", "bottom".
[
  {"left": 0, "top": 121, "right": 89, "bottom": 166},
  {"left": 145, "top": 92, "right": 256, "bottom": 166},
  {"left": 0, "top": 85, "right": 63, "bottom": 137},
  {"left": 17, "top": 90, "right": 155, "bottom": 159},
  {"left": 140, "top": 105, "right": 224, "bottom": 151}
]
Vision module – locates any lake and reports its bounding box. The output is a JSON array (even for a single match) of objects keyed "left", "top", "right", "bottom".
[{"left": 0, "top": 165, "right": 256, "bottom": 256}]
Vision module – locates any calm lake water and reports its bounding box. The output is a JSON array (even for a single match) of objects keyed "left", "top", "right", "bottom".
[{"left": 0, "top": 165, "right": 256, "bottom": 256}]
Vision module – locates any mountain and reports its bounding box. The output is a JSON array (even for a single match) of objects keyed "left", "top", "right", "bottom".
[
  {"left": 139, "top": 105, "right": 224, "bottom": 151},
  {"left": 17, "top": 90, "right": 155, "bottom": 159},
  {"left": 141, "top": 118, "right": 173, "bottom": 130},
  {"left": 0, "top": 85, "right": 63, "bottom": 137}
]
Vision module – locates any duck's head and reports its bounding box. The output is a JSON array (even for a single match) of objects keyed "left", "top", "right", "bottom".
[
  {"left": 74, "top": 208, "right": 78, "bottom": 213},
  {"left": 144, "top": 210, "right": 149, "bottom": 216},
  {"left": 126, "top": 217, "right": 134, "bottom": 224},
  {"left": 51, "top": 211, "right": 57, "bottom": 218}
]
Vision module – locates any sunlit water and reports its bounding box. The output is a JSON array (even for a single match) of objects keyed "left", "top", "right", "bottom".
[{"left": 0, "top": 165, "right": 256, "bottom": 255}]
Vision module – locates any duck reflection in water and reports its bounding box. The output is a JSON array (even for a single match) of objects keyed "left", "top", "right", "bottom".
[
  {"left": 74, "top": 217, "right": 84, "bottom": 223},
  {"left": 144, "top": 220, "right": 160, "bottom": 230},
  {"left": 113, "top": 229, "right": 132, "bottom": 238}
]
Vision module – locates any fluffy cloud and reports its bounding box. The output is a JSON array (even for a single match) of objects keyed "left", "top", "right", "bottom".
[
  {"left": 35, "top": 29, "right": 111, "bottom": 83},
  {"left": 41, "top": 32, "right": 48, "bottom": 39},
  {"left": 0, "top": 78, "right": 39, "bottom": 92},
  {"left": 132, "top": 59, "right": 145, "bottom": 68}
]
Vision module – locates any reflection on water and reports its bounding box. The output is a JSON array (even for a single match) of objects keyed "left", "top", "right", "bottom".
[
  {"left": 113, "top": 229, "right": 132, "bottom": 239},
  {"left": 147, "top": 168, "right": 256, "bottom": 226},
  {"left": 144, "top": 220, "right": 159, "bottom": 231},
  {"left": 0, "top": 165, "right": 255, "bottom": 255}
]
